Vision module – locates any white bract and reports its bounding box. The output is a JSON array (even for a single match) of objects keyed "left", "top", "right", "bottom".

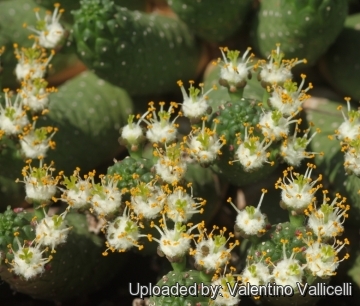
[
  {"left": 150, "top": 216, "right": 198, "bottom": 259},
  {"left": 336, "top": 98, "right": 360, "bottom": 142},
  {"left": 271, "top": 240, "right": 304, "bottom": 289},
  {"left": 186, "top": 119, "right": 225, "bottom": 165},
  {"left": 258, "top": 44, "right": 305, "bottom": 85},
  {"left": 20, "top": 78, "right": 53, "bottom": 111},
  {"left": 35, "top": 213, "right": 71, "bottom": 252},
  {"left": 307, "top": 193, "right": 348, "bottom": 238},
  {"left": 60, "top": 169, "right": 93, "bottom": 209},
  {"left": 269, "top": 76, "right": 312, "bottom": 116},
  {"left": 105, "top": 212, "right": 143, "bottom": 253},
  {"left": 241, "top": 262, "right": 271, "bottom": 286},
  {"left": 120, "top": 114, "right": 145, "bottom": 149},
  {"left": 154, "top": 144, "right": 187, "bottom": 184},
  {"left": 229, "top": 190, "right": 267, "bottom": 237},
  {"left": 166, "top": 186, "right": 205, "bottom": 223},
  {"left": 19, "top": 126, "right": 57, "bottom": 159},
  {"left": 14, "top": 44, "right": 54, "bottom": 80},
  {"left": 275, "top": 164, "right": 321, "bottom": 212},
  {"left": 143, "top": 102, "right": 179, "bottom": 144},
  {"left": 234, "top": 126, "right": 273, "bottom": 171},
  {"left": 211, "top": 275, "right": 240, "bottom": 306},
  {"left": 17, "top": 160, "right": 59, "bottom": 203},
  {"left": 131, "top": 183, "right": 166, "bottom": 220},
  {"left": 259, "top": 110, "right": 299, "bottom": 140},
  {"left": 281, "top": 126, "right": 320, "bottom": 167},
  {"left": 178, "top": 80, "right": 214, "bottom": 120},
  {"left": 192, "top": 225, "right": 238, "bottom": 272},
  {"left": 219, "top": 47, "right": 254, "bottom": 91},
  {"left": 10, "top": 238, "right": 52, "bottom": 280},
  {"left": 90, "top": 174, "right": 122, "bottom": 216},
  {"left": 304, "top": 239, "right": 349, "bottom": 278}
]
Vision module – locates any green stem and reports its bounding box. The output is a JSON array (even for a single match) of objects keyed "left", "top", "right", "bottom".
[
  {"left": 228, "top": 88, "right": 244, "bottom": 101},
  {"left": 171, "top": 256, "right": 186, "bottom": 272},
  {"left": 288, "top": 211, "right": 305, "bottom": 227},
  {"left": 199, "top": 270, "right": 213, "bottom": 283},
  {"left": 127, "top": 145, "right": 144, "bottom": 160}
]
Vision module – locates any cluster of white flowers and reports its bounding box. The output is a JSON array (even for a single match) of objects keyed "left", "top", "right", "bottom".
[{"left": 0, "top": 3, "right": 63, "bottom": 174}]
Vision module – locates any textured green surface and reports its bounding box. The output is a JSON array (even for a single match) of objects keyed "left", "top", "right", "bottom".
[
  {"left": 320, "top": 13, "right": 360, "bottom": 100},
  {"left": 167, "top": 0, "right": 252, "bottom": 42},
  {"left": 148, "top": 269, "right": 211, "bottom": 306},
  {"left": 38, "top": 70, "right": 133, "bottom": 175},
  {"left": 250, "top": 0, "right": 348, "bottom": 66},
  {"left": 0, "top": 212, "right": 127, "bottom": 301},
  {"left": 72, "top": 0, "right": 202, "bottom": 96},
  {"left": 210, "top": 98, "right": 278, "bottom": 187},
  {"left": 248, "top": 221, "right": 307, "bottom": 264}
]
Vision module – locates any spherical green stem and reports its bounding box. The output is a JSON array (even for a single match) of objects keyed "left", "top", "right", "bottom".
[{"left": 170, "top": 256, "right": 186, "bottom": 273}]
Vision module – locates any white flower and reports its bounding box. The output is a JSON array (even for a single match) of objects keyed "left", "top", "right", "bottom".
[
  {"left": 258, "top": 44, "right": 306, "bottom": 85},
  {"left": 304, "top": 239, "right": 350, "bottom": 278},
  {"left": 16, "top": 160, "right": 59, "bottom": 203},
  {"left": 19, "top": 125, "right": 57, "bottom": 159},
  {"left": 150, "top": 216, "right": 198, "bottom": 259},
  {"left": 90, "top": 173, "right": 122, "bottom": 216},
  {"left": 60, "top": 168, "right": 92, "bottom": 209},
  {"left": 119, "top": 114, "right": 145, "bottom": 150},
  {"left": 219, "top": 47, "right": 254, "bottom": 91},
  {"left": 271, "top": 239, "right": 304, "bottom": 289},
  {"left": 14, "top": 44, "right": 54, "bottom": 80},
  {"left": 154, "top": 143, "right": 187, "bottom": 184},
  {"left": 143, "top": 101, "right": 179, "bottom": 144},
  {"left": 241, "top": 262, "right": 271, "bottom": 286},
  {"left": 281, "top": 125, "right": 320, "bottom": 167},
  {"left": 269, "top": 76, "right": 312, "bottom": 116},
  {"left": 228, "top": 189, "right": 267, "bottom": 237},
  {"left": 130, "top": 182, "right": 166, "bottom": 219},
  {"left": 186, "top": 118, "right": 225, "bottom": 165},
  {"left": 343, "top": 139, "right": 360, "bottom": 175},
  {"left": 233, "top": 125, "right": 273, "bottom": 171},
  {"left": 335, "top": 97, "right": 360, "bottom": 142},
  {"left": 275, "top": 164, "right": 321, "bottom": 212},
  {"left": 104, "top": 208, "right": 145, "bottom": 254},
  {"left": 307, "top": 192, "right": 348, "bottom": 238},
  {"left": 178, "top": 80, "right": 214, "bottom": 120},
  {"left": 10, "top": 237, "right": 52, "bottom": 280},
  {"left": 0, "top": 90, "right": 29, "bottom": 136},
  {"left": 26, "top": 4, "right": 65, "bottom": 49},
  {"left": 35, "top": 212, "right": 71, "bottom": 252},
  {"left": 166, "top": 185, "right": 205, "bottom": 223},
  {"left": 259, "top": 110, "right": 300, "bottom": 140},
  {"left": 20, "top": 78, "right": 55, "bottom": 111},
  {"left": 211, "top": 274, "right": 240, "bottom": 306},
  {"left": 192, "top": 224, "right": 238, "bottom": 272}
]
